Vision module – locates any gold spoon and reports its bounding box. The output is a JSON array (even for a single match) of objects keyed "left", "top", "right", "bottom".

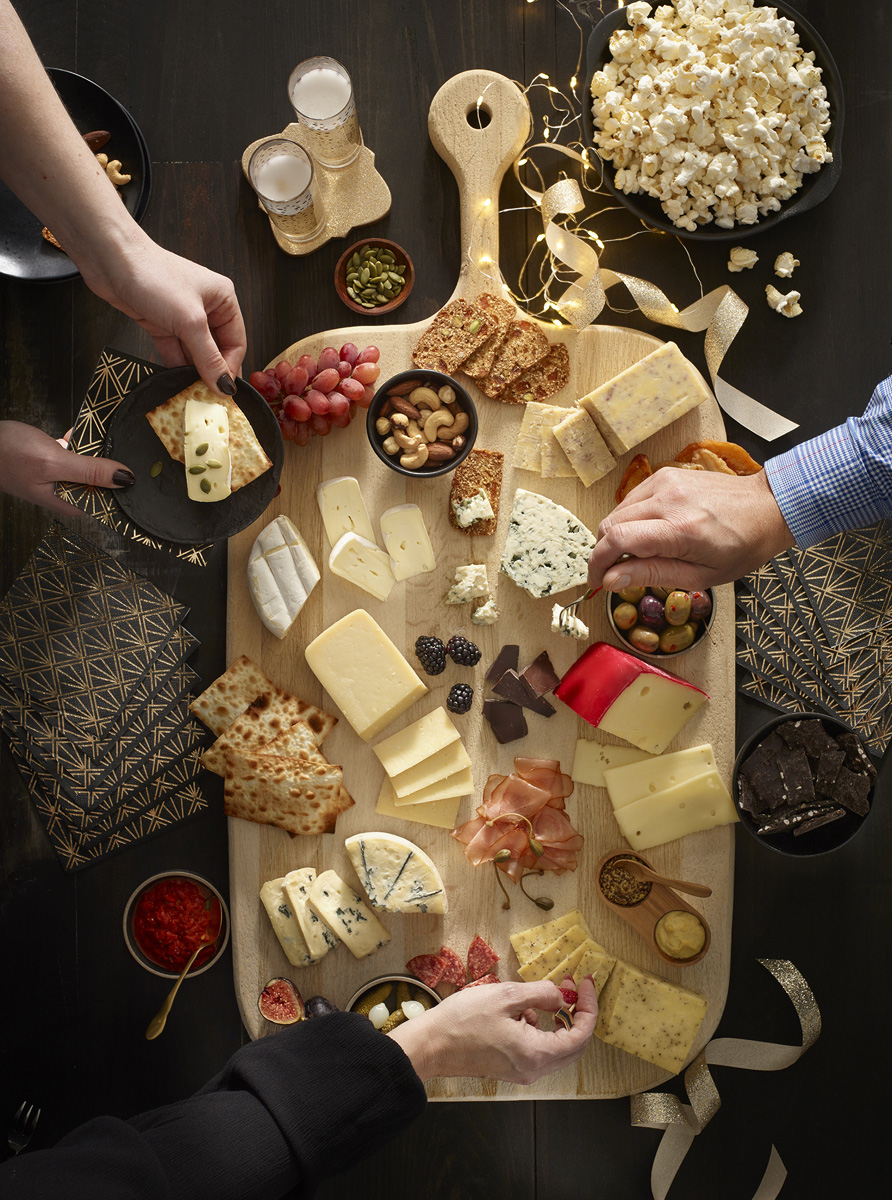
[
  {"left": 620, "top": 858, "right": 712, "bottom": 899},
  {"left": 145, "top": 936, "right": 215, "bottom": 1040}
]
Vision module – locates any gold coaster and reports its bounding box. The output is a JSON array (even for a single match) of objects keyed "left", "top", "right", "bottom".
[{"left": 241, "top": 126, "right": 391, "bottom": 256}]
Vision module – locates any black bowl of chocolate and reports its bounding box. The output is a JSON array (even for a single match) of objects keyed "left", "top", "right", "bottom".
[{"left": 732, "top": 713, "right": 876, "bottom": 857}]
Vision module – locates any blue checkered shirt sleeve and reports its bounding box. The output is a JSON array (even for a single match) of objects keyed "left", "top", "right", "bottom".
[{"left": 764, "top": 374, "right": 892, "bottom": 548}]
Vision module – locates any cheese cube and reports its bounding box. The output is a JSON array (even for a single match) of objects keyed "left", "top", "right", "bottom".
[
  {"left": 328, "top": 533, "right": 396, "bottom": 602},
  {"left": 510, "top": 909, "right": 593, "bottom": 966},
  {"left": 595, "top": 960, "right": 708, "bottom": 1074},
  {"left": 571, "top": 740, "right": 654, "bottom": 788},
  {"left": 373, "top": 707, "right": 461, "bottom": 778},
  {"left": 305, "top": 609, "right": 427, "bottom": 741},
  {"left": 316, "top": 476, "right": 375, "bottom": 547},
  {"left": 379, "top": 504, "right": 436, "bottom": 580},
  {"left": 307, "top": 870, "right": 390, "bottom": 958},
  {"left": 345, "top": 832, "right": 447, "bottom": 915},
  {"left": 555, "top": 642, "right": 708, "bottom": 755},
  {"left": 539, "top": 407, "right": 577, "bottom": 478},
  {"left": 553, "top": 408, "right": 616, "bottom": 487},
  {"left": 603, "top": 744, "right": 717, "bottom": 810},
  {"left": 577, "top": 342, "right": 712, "bottom": 457},
  {"left": 612, "top": 767, "right": 738, "bottom": 850},
  {"left": 185, "top": 398, "right": 232, "bottom": 502},
  {"left": 390, "top": 739, "right": 471, "bottom": 798},
  {"left": 375, "top": 777, "right": 463, "bottom": 829},
  {"left": 259, "top": 877, "right": 318, "bottom": 967}
]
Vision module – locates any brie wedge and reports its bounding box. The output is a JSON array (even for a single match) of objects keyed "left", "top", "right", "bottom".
[{"left": 247, "top": 514, "right": 320, "bottom": 639}]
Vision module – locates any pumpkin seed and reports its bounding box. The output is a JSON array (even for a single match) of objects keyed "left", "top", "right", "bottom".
[
  {"left": 150, "top": 461, "right": 163, "bottom": 478},
  {"left": 206, "top": 459, "right": 223, "bottom": 469},
  {"left": 188, "top": 465, "right": 207, "bottom": 475},
  {"left": 360, "top": 267, "right": 370, "bottom": 284},
  {"left": 388, "top": 271, "right": 402, "bottom": 284},
  {"left": 200, "top": 478, "right": 212, "bottom": 494},
  {"left": 194, "top": 442, "right": 209, "bottom": 456}
]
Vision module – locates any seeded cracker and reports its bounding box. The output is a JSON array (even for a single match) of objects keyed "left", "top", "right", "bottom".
[
  {"left": 478, "top": 321, "right": 550, "bottom": 398},
  {"left": 461, "top": 294, "right": 518, "bottom": 378},
  {"left": 498, "top": 342, "right": 571, "bottom": 404},
  {"left": 411, "top": 299, "right": 496, "bottom": 374},
  {"left": 448, "top": 449, "right": 503, "bottom": 535}
]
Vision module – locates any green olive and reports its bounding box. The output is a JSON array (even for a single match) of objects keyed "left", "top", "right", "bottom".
[
  {"left": 649, "top": 586, "right": 670, "bottom": 601},
  {"left": 617, "top": 586, "right": 646, "bottom": 605},
  {"left": 628, "top": 626, "right": 660, "bottom": 654},
  {"left": 664, "top": 590, "right": 692, "bottom": 626},
  {"left": 659, "top": 622, "right": 697, "bottom": 654},
  {"left": 613, "top": 601, "right": 639, "bottom": 631}
]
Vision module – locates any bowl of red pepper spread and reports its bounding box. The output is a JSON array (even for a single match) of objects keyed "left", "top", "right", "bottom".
[{"left": 124, "top": 871, "right": 229, "bottom": 978}]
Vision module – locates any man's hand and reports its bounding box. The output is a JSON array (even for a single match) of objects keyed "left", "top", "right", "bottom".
[
  {"left": 587, "top": 467, "right": 796, "bottom": 592},
  {"left": 0, "top": 421, "right": 134, "bottom": 516}
]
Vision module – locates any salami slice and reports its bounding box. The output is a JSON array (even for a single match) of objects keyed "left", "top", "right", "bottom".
[
  {"left": 467, "top": 935, "right": 499, "bottom": 980},
  {"left": 462, "top": 972, "right": 499, "bottom": 988},
  {"left": 438, "top": 945, "right": 467, "bottom": 988},
  {"left": 406, "top": 954, "right": 447, "bottom": 988}
]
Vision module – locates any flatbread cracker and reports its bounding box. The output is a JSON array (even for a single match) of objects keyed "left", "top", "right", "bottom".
[
  {"left": 478, "top": 321, "right": 550, "bottom": 398},
  {"left": 201, "top": 688, "right": 338, "bottom": 776},
  {"left": 224, "top": 751, "right": 351, "bottom": 836},
  {"left": 146, "top": 380, "right": 272, "bottom": 492},
  {"left": 461, "top": 295, "right": 518, "bottom": 378},
  {"left": 498, "top": 342, "right": 571, "bottom": 404},
  {"left": 189, "top": 656, "right": 274, "bottom": 735},
  {"left": 411, "top": 299, "right": 496, "bottom": 375},
  {"left": 266, "top": 719, "right": 355, "bottom": 811}
]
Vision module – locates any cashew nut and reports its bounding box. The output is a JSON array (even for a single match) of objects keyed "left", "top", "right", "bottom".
[
  {"left": 437, "top": 411, "right": 469, "bottom": 439},
  {"left": 393, "top": 428, "right": 423, "bottom": 451},
  {"left": 410, "top": 386, "right": 441, "bottom": 411},
  {"left": 399, "top": 442, "right": 429, "bottom": 469},
  {"left": 390, "top": 413, "right": 409, "bottom": 430},
  {"left": 424, "top": 409, "right": 455, "bottom": 441},
  {"left": 382, "top": 436, "right": 400, "bottom": 455},
  {"left": 406, "top": 418, "right": 422, "bottom": 439},
  {"left": 95, "top": 153, "right": 109, "bottom": 168},
  {"left": 105, "top": 159, "right": 132, "bottom": 186},
  {"left": 375, "top": 417, "right": 391, "bottom": 436}
]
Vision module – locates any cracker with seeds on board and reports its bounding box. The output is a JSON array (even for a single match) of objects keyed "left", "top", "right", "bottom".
[
  {"left": 478, "top": 321, "right": 550, "bottom": 398},
  {"left": 498, "top": 342, "right": 571, "bottom": 405},
  {"left": 201, "top": 687, "right": 338, "bottom": 776},
  {"left": 461, "top": 294, "right": 518, "bottom": 378},
  {"left": 448, "top": 448, "right": 504, "bottom": 535},
  {"left": 411, "top": 298, "right": 497, "bottom": 375},
  {"left": 146, "top": 380, "right": 272, "bottom": 492},
  {"left": 224, "top": 751, "right": 351, "bottom": 837},
  {"left": 189, "top": 656, "right": 273, "bottom": 735}
]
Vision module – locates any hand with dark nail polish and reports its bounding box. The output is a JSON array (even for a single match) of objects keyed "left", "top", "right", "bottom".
[{"left": 0, "top": 420, "right": 137, "bottom": 516}]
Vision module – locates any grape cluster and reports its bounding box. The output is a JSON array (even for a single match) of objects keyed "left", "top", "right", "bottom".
[{"left": 249, "top": 343, "right": 381, "bottom": 445}]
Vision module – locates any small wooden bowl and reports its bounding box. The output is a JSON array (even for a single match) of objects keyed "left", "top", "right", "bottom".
[
  {"left": 595, "top": 849, "right": 711, "bottom": 968},
  {"left": 334, "top": 238, "right": 414, "bottom": 315}
]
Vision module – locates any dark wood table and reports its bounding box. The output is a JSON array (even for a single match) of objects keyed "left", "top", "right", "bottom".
[{"left": 1, "top": 2, "right": 888, "bottom": 1195}]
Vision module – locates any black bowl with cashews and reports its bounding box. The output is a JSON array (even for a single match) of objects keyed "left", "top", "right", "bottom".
[{"left": 366, "top": 369, "right": 478, "bottom": 479}]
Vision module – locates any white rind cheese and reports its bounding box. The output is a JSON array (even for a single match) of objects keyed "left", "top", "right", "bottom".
[
  {"left": 328, "top": 532, "right": 397, "bottom": 602},
  {"left": 247, "top": 515, "right": 320, "bottom": 639},
  {"left": 307, "top": 869, "right": 390, "bottom": 958},
  {"left": 501, "top": 489, "right": 597, "bottom": 598},
  {"left": 345, "top": 831, "right": 447, "bottom": 915},
  {"left": 283, "top": 867, "right": 338, "bottom": 960},
  {"left": 185, "top": 398, "right": 232, "bottom": 502},
  {"left": 259, "top": 877, "right": 318, "bottom": 967},
  {"left": 379, "top": 504, "right": 436, "bottom": 580},
  {"left": 316, "top": 476, "right": 375, "bottom": 547}
]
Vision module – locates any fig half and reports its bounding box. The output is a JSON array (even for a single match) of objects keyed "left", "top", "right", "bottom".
[{"left": 258, "top": 978, "right": 305, "bottom": 1025}]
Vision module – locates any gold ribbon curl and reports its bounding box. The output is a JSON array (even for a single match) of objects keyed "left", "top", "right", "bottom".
[
  {"left": 513, "top": 144, "right": 799, "bottom": 442},
  {"left": 630, "top": 959, "right": 821, "bottom": 1200}
]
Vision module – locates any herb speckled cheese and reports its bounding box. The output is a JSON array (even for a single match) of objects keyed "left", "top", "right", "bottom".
[
  {"left": 553, "top": 407, "right": 616, "bottom": 487},
  {"left": 538, "top": 408, "right": 577, "bottom": 479},
  {"left": 595, "top": 960, "right": 708, "bottom": 1074},
  {"left": 345, "top": 831, "right": 447, "bottom": 914},
  {"left": 518, "top": 924, "right": 600, "bottom": 982},
  {"left": 500, "top": 489, "right": 597, "bottom": 597},
  {"left": 307, "top": 869, "right": 390, "bottom": 958},
  {"left": 510, "top": 909, "right": 594, "bottom": 965}
]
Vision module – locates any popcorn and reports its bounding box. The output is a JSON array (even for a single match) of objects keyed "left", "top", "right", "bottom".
[
  {"left": 774, "top": 251, "right": 799, "bottom": 277},
  {"left": 766, "top": 284, "right": 803, "bottom": 317},
  {"left": 590, "top": 0, "right": 832, "bottom": 231},
  {"left": 727, "top": 246, "right": 759, "bottom": 272}
]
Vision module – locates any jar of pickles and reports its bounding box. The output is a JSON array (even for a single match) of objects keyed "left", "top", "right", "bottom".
[{"left": 606, "top": 585, "right": 714, "bottom": 658}]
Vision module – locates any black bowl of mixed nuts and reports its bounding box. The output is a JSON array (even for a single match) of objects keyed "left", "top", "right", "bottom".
[
  {"left": 606, "top": 584, "right": 715, "bottom": 658},
  {"left": 366, "top": 368, "right": 478, "bottom": 479}
]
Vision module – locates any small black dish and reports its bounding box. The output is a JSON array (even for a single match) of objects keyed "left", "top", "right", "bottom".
[
  {"left": 732, "top": 712, "right": 875, "bottom": 857},
  {"left": 0, "top": 68, "right": 152, "bottom": 281},
  {"left": 366, "top": 369, "right": 478, "bottom": 479},
  {"left": 582, "top": 1, "right": 844, "bottom": 241},
  {"left": 105, "top": 367, "right": 283, "bottom": 544}
]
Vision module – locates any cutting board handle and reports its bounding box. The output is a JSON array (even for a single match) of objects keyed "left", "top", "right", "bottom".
[{"left": 428, "top": 71, "right": 532, "bottom": 300}]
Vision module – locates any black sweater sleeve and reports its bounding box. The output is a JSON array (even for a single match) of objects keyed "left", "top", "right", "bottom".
[{"left": 0, "top": 1013, "right": 426, "bottom": 1199}]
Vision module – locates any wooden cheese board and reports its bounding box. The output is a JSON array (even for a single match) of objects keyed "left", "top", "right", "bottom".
[{"left": 226, "top": 70, "right": 735, "bottom": 1100}]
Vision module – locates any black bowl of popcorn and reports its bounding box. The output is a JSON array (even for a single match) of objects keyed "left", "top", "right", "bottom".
[{"left": 582, "top": 0, "right": 844, "bottom": 240}]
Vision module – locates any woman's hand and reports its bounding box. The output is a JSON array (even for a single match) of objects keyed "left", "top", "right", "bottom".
[
  {"left": 0, "top": 420, "right": 134, "bottom": 516},
  {"left": 388, "top": 976, "right": 598, "bottom": 1085}
]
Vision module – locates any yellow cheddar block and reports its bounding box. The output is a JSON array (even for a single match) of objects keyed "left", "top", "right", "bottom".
[
  {"left": 510, "top": 909, "right": 593, "bottom": 966},
  {"left": 517, "top": 924, "right": 590, "bottom": 982},
  {"left": 613, "top": 767, "right": 738, "bottom": 851},
  {"left": 595, "top": 959, "right": 708, "bottom": 1074}
]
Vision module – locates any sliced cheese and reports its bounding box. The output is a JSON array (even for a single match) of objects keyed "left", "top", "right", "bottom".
[
  {"left": 316, "top": 476, "right": 375, "bottom": 547},
  {"left": 373, "top": 707, "right": 460, "bottom": 778},
  {"left": 539, "top": 407, "right": 577, "bottom": 478},
  {"left": 345, "top": 831, "right": 447, "bottom": 914},
  {"left": 283, "top": 868, "right": 338, "bottom": 961},
  {"left": 247, "top": 515, "right": 319, "bottom": 639},
  {"left": 305, "top": 609, "right": 428, "bottom": 741},
  {"left": 379, "top": 504, "right": 435, "bottom": 580},
  {"left": 184, "top": 397, "right": 232, "bottom": 502},
  {"left": 328, "top": 533, "right": 396, "bottom": 602},
  {"left": 390, "top": 738, "right": 472, "bottom": 798},
  {"left": 572, "top": 740, "right": 655, "bottom": 788},
  {"left": 595, "top": 959, "right": 708, "bottom": 1074},
  {"left": 513, "top": 401, "right": 548, "bottom": 473},
  {"left": 553, "top": 407, "right": 616, "bottom": 487},
  {"left": 375, "top": 777, "right": 463, "bottom": 829},
  {"left": 389, "top": 765, "right": 473, "bottom": 806},
  {"left": 544, "top": 938, "right": 614, "bottom": 987},
  {"left": 259, "top": 877, "right": 317, "bottom": 967},
  {"left": 307, "top": 869, "right": 390, "bottom": 958},
  {"left": 517, "top": 924, "right": 590, "bottom": 982},
  {"left": 603, "top": 744, "right": 717, "bottom": 810},
  {"left": 510, "top": 909, "right": 593, "bottom": 966},
  {"left": 612, "top": 767, "right": 738, "bottom": 850}
]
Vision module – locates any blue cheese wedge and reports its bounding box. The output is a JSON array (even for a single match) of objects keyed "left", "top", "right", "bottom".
[
  {"left": 501, "top": 489, "right": 597, "bottom": 598},
  {"left": 307, "top": 869, "right": 390, "bottom": 958},
  {"left": 283, "top": 867, "right": 339, "bottom": 960},
  {"left": 247, "top": 515, "right": 320, "bottom": 639},
  {"left": 379, "top": 504, "right": 436, "bottom": 580},
  {"left": 345, "top": 831, "right": 447, "bottom": 915},
  {"left": 259, "top": 876, "right": 318, "bottom": 967},
  {"left": 328, "top": 533, "right": 396, "bottom": 602},
  {"left": 185, "top": 397, "right": 232, "bottom": 502}
]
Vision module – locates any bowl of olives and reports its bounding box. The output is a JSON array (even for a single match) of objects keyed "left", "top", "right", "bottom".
[{"left": 606, "top": 585, "right": 715, "bottom": 658}]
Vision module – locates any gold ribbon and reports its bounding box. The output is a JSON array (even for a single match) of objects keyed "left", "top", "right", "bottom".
[
  {"left": 629, "top": 959, "right": 821, "bottom": 1200},
  {"left": 513, "top": 144, "right": 799, "bottom": 441}
]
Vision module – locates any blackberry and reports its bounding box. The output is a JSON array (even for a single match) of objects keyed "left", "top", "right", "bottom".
[
  {"left": 415, "top": 635, "right": 446, "bottom": 675},
  {"left": 447, "top": 684, "right": 474, "bottom": 714},
  {"left": 446, "top": 635, "right": 481, "bottom": 667}
]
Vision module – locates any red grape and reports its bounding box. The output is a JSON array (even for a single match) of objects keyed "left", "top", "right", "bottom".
[
  {"left": 305, "top": 389, "right": 331, "bottom": 416},
  {"left": 273, "top": 360, "right": 292, "bottom": 384},
  {"left": 297, "top": 353, "right": 317, "bottom": 377},
  {"left": 337, "top": 360, "right": 352, "bottom": 379},
  {"left": 293, "top": 421, "right": 312, "bottom": 447},
  {"left": 339, "top": 342, "right": 359, "bottom": 366},
  {"left": 317, "top": 346, "right": 340, "bottom": 372},
  {"left": 355, "top": 345, "right": 380, "bottom": 364},
  {"left": 249, "top": 370, "right": 280, "bottom": 402},
  {"left": 283, "top": 395, "right": 311, "bottom": 422},
  {"left": 355, "top": 385, "right": 375, "bottom": 409},
  {"left": 351, "top": 361, "right": 380, "bottom": 386},
  {"left": 331, "top": 406, "right": 352, "bottom": 429},
  {"left": 283, "top": 365, "right": 309, "bottom": 396},
  {"left": 311, "top": 368, "right": 340, "bottom": 394},
  {"left": 328, "top": 393, "right": 350, "bottom": 419},
  {"left": 280, "top": 415, "right": 299, "bottom": 442},
  {"left": 310, "top": 412, "right": 332, "bottom": 437},
  {"left": 336, "top": 377, "right": 365, "bottom": 403}
]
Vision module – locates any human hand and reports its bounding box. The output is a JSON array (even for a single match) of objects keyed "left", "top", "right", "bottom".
[
  {"left": 587, "top": 467, "right": 795, "bottom": 592},
  {"left": 388, "top": 976, "right": 598, "bottom": 1085},
  {"left": 0, "top": 421, "right": 135, "bottom": 516}
]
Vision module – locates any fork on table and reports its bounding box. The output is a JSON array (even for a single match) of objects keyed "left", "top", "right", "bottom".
[{"left": 7, "top": 1101, "right": 41, "bottom": 1155}]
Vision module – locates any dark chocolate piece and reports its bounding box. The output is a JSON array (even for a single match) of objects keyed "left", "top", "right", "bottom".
[
  {"left": 485, "top": 645, "right": 519, "bottom": 683},
  {"left": 520, "top": 650, "right": 560, "bottom": 697},
  {"left": 828, "top": 765, "right": 872, "bottom": 816},
  {"left": 836, "top": 732, "right": 877, "bottom": 782},
  {"left": 482, "top": 698, "right": 528, "bottom": 744},
  {"left": 736, "top": 775, "right": 761, "bottom": 816},
  {"left": 492, "top": 669, "right": 556, "bottom": 717},
  {"left": 755, "top": 803, "right": 835, "bottom": 835},
  {"left": 776, "top": 719, "right": 839, "bottom": 758},
  {"left": 776, "top": 747, "right": 815, "bottom": 807},
  {"left": 793, "top": 808, "right": 847, "bottom": 836},
  {"left": 814, "top": 748, "right": 845, "bottom": 798}
]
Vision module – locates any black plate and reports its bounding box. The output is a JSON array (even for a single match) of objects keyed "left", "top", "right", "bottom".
[
  {"left": 582, "top": 1, "right": 844, "bottom": 241},
  {"left": 105, "top": 368, "right": 284, "bottom": 544},
  {"left": 0, "top": 68, "right": 151, "bottom": 281}
]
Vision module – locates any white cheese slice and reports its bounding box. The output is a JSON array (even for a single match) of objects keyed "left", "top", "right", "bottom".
[
  {"left": 373, "top": 707, "right": 461, "bottom": 778},
  {"left": 390, "top": 765, "right": 473, "bottom": 806},
  {"left": 513, "top": 401, "right": 548, "bottom": 473},
  {"left": 329, "top": 532, "right": 396, "bottom": 602},
  {"left": 307, "top": 869, "right": 390, "bottom": 958},
  {"left": 603, "top": 744, "right": 718, "bottom": 810},
  {"left": 316, "top": 476, "right": 375, "bottom": 547},
  {"left": 184, "top": 398, "right": 232, "bottom": 502},
  {"left": 390, "top": 738, "right": 472, "bottom": 798},
  {"left": 612, "top": 767, "right": 738, "bottom": 850},
  {"left": 259, "top": 877, "right": 318, "bottom": 967},
  {"left": 553, "top": 408, "right": 616, "bottom": 488},
  {"left": 571, "top": 740, "right": 655, "bottom": 788},
  {"left": 283, "top": 867, "right": 338, "bottom": 960},
  {"left": 375, "top": 777, "right": 463, "bottom": 829},
  {"left": 247, "top": 515, "right": 319, "bottom": 639},
  {"left": 501, "top": 489, "right": 597, "bottom": 598},
  {"left": 379, "top": 504, "right": 435, "bottom": 580},
  {"left": 539, "top": 407, "right": 577, "bottom": 479},
  {"left": 345, "top": 832, "right": 447, "bottom": 914}
]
